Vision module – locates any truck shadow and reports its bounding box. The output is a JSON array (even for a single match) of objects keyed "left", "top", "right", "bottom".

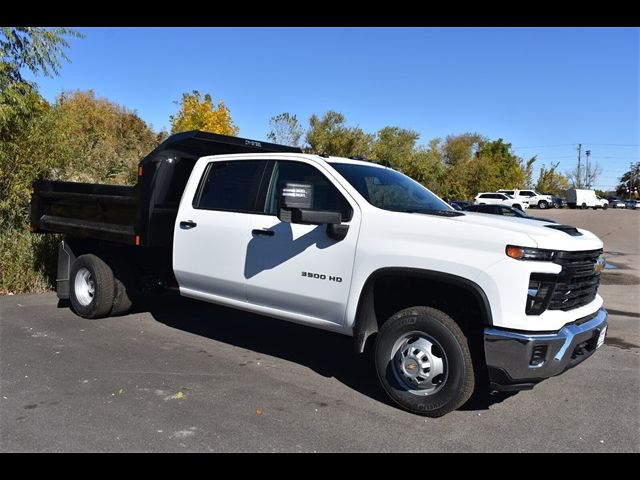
[
  {"left": 144, "top": 294, "right": 519, "bottom": 413},
  {"left": 145, "top": 294, "right": 391, "bottom": 406}
]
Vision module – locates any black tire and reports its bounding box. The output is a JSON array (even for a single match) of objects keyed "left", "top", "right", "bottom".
[
  {"left": 110, "top": 260, "right": 135, "bottom": 316},
  {"left": 69, "top": 254, "right": 115, "bottom": 319},
  {"left": 581, "top": 203, "right": 587, "bottom": 210},
  {"left": 538, "top": 200, "right": 548, "bottom": 209},
  {"left": 374, "top": 307, "right": 475, "bottom": 417},
  {"left": 603, "top": 204, "right": 609, "bottom": 210}
]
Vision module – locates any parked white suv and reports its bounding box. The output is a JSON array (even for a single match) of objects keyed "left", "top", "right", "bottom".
[
  {"left": 475, "top": 192, "right": 529, "bottom": 210},
  {"left": 498, "top": 189, "right": 554, "bottom": 209}
]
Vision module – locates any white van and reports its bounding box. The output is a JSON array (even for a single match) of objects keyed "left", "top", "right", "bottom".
[{"left": 566, "top": 189, "right": 608, "bottom": 209}]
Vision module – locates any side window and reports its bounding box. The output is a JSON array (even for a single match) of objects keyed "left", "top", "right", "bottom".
[
  {"left": 194, "top": 161, "right": 267, "bottom": 213},
  {"left": 497, "top": 194, "right": 507, "bottom": 200},
  {"left": 479, "top": 194, "right": 489, "bottom": 199},
  {"left": 502, "top": 190, "right": 514, "bottom": 196},
  {"left": 521, "top": 190, "right": 535, "bottom": 197},
  {"left": 266, "top": 161, "right": 353, "bottom": 221}
]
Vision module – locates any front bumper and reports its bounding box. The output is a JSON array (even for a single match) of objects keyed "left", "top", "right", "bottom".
[{"left": 484, "top": 308, "right": 608, "bottom": 391}]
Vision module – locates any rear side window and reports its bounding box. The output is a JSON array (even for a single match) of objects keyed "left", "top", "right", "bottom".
[
  {"left": 194, "top": 161, "right": 267, "bottom": 213},
  {"left": 479, "top": 194, "right": 490, "bottom": 199}
]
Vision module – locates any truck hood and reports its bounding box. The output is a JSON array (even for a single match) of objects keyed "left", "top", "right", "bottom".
[{"left": 449, "top": 212, "right": 603, "bottom": 251}]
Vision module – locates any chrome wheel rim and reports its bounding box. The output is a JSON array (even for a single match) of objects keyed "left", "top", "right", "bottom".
[
  {"left": 74, "top": 267, "right": 95, "bottom": 306},
  {"left": 390, "top": 332, "right": 448, "bottom": 396}
]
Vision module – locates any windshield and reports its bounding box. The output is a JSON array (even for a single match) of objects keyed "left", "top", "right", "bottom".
[{"left": 329, "top": 162, "right": 453, "bottom": 214}]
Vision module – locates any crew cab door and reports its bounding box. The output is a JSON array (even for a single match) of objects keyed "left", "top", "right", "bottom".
[
  {"left": 244, "top": 160, "right": 360, "bottom": 327},
  {"left": 173, "top": 159, "right": 269, "bottom": 303}
]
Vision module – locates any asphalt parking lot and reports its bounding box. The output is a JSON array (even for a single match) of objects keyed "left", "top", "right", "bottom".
[{"left": 1, "top": 208, "right": 638, "bottom": 452}]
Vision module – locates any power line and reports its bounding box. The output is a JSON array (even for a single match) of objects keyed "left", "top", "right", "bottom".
[
  {"left": 586, "top": 144, "right": 640, "bottom": 147},
  {"left": 513, "top": 144, "right": 576, "bottom": 149}
]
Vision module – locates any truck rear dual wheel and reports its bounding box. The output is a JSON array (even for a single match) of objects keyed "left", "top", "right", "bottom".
[
  {"left": 375, "top": 307, "right": 475, "bottom": 417},
  {"left": 69, "top": 254, "right": 133, "bottom": 319}
]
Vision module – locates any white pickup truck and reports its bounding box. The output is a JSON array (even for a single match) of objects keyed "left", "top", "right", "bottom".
[
  {"left": 31, "top": 131, "right": 609, "bottom": 417},
  {"left": 498, "top": 189, "right": 555, "bottom": 209}
]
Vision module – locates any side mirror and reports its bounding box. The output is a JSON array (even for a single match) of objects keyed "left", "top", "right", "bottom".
[{"left": 277, "top": 182, "right": 349, "bottom": 241}]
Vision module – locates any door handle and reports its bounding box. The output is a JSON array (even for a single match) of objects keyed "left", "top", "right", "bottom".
[
  {"left": 180, "top": 220, "right": 197, "bottom": 229},
  {"left": 251, "top": 228, "right": 275, "bottom": 237}
]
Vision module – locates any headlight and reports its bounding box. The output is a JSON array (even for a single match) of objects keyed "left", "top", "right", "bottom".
[{"left": 506, "top": 245, "right": 556, "bottom": 261}]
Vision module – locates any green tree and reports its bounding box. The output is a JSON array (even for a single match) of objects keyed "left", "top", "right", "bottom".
[
  {"left": 535, "top": 162, "right": 569, "bottom": 195},
  {"left": 305, "top": 111, "right": 373, "bottom": 157},
  {"left": 523, "top": 156, "right": 537, "bottom": 188},
  {"left": 616, "top": 162, "right": 640, "bottom": 198},
  {"left": 1, "top": 27, "right": 81, "bottom": 123},
  {"left": 170, "top": 90, "right": 238, "bottom": 135},
  {"left": 267, "top": 112, "right": 304, "bottom": 147},
  {"left": 473, "top": 138, "right": 526, "bottom": 192},
  {"left": 370, "top": 126, "right": 419, "bottom": 167},
  {"left": 1, "top": 90, "right": 162, "bottom": 228},
  {"left": 439, "top": 133, "right": 482, "bottom": 199},
  {"left": 1, "top": 27, "right": 81, "bottom": 228}
]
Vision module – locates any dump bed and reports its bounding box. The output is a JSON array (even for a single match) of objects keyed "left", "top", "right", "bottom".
[
  {"left": 30, "top": 131, "right": 301, "bottom": 246},
  {"left": 31, "top": 180, "right": 137, "bottom": 244}
]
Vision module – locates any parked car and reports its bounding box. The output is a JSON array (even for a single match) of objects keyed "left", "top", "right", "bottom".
[
  {"left": 449, "top": 200, "right": 472, "bottom": 210},
  {"left": 474, "top": 192, "right": 529, "bottom": 210},
  {"left": 463, "top": 204, "right": 556, "bottom": 222},
  {"left": 607, "top": 197, "right": 627, "bottom": 209},
  {"left": 625, "top": 199, "right": 638, "bottom": 210},
  {"left": 498, "top": 189, "right": 554, "bottom": 209},
  {"left": 543, "top": 194, "right": 566, "bottom": 209}
]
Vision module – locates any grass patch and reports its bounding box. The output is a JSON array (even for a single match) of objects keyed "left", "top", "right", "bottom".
[{"left": 0, "top": 228, "right": 59, "bottom": 294}]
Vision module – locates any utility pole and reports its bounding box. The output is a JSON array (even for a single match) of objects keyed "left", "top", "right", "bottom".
[
  {"left": 577, "top": 144, "right": 582, "bottom": 188},
  {"left": 585, "top": 150, "right": 591, "bottom": 188}
]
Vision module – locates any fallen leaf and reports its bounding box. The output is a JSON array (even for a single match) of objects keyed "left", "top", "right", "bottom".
[
  {"left": 256, "top": 408, "right": 263, "bottom": 416},
  {"left": 117, "top": 388, "right": 125, "bottom": 396},
  {"left": 174, "top": 391, "right": 185, "bottom": 399}
]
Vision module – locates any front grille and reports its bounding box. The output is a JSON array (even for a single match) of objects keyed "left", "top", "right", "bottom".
[{"left": 547, "top": 249, "right": 602, "bottom": 311}]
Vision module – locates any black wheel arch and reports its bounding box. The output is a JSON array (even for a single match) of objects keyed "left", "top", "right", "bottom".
[{"left": 352, "top": 267, "right": 493, "bottom": 353}]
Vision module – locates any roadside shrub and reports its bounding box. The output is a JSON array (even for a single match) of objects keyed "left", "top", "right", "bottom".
[{"left": 0, "top": 228, "right": 59, "bottom": 294}]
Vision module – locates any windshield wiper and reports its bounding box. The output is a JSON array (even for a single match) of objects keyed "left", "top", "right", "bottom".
[
  {"left": 388, "top": 208, "right": 465, "bottom": 217},
  {"left": 428, "top": 209, "right": 465, "bottom": 217}
]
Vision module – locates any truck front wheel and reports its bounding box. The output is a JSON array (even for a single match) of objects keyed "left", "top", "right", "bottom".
[
  {"left": 538, "top": 200, "right": 548, "bottom": 209},
  {"left": 375, "top": 307, "right": 475, "bottom": 417},
  {"left": 69, "top": 254, "right": 115, "bottom": 319}
]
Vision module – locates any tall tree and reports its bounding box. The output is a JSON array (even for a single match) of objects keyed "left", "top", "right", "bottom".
[
  {"left": 1, "top": 27, "right": 81, "bottom": 228},
  {"left": 0, "top": 90, "right": 162, "bottom": 228},
  {"left": 535, "top": 162, "right": 569, "bottom": 195},
  {"left": 170, "top": 90, "right": 238, "bottom": 136},
  {"left": 267, "top": 112, "right": 304, "bottom": 147},
  {"left": 371, "top": 126, "right": 420, "bottom": 168},
  {"left": 523, "top": 156, "right": 537, "bottom": 188},
  {"left": 616, "top": 162, "right": 640, "bottom": 197},
  {"left": 1, "top": 27, "right": 81, "bottom": 125},
  {"left": 305, "top": 111, "right": 373, "bottom": 157},
  {"left": 566, "top": 162, "right": 602, "bottom": 189}
]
